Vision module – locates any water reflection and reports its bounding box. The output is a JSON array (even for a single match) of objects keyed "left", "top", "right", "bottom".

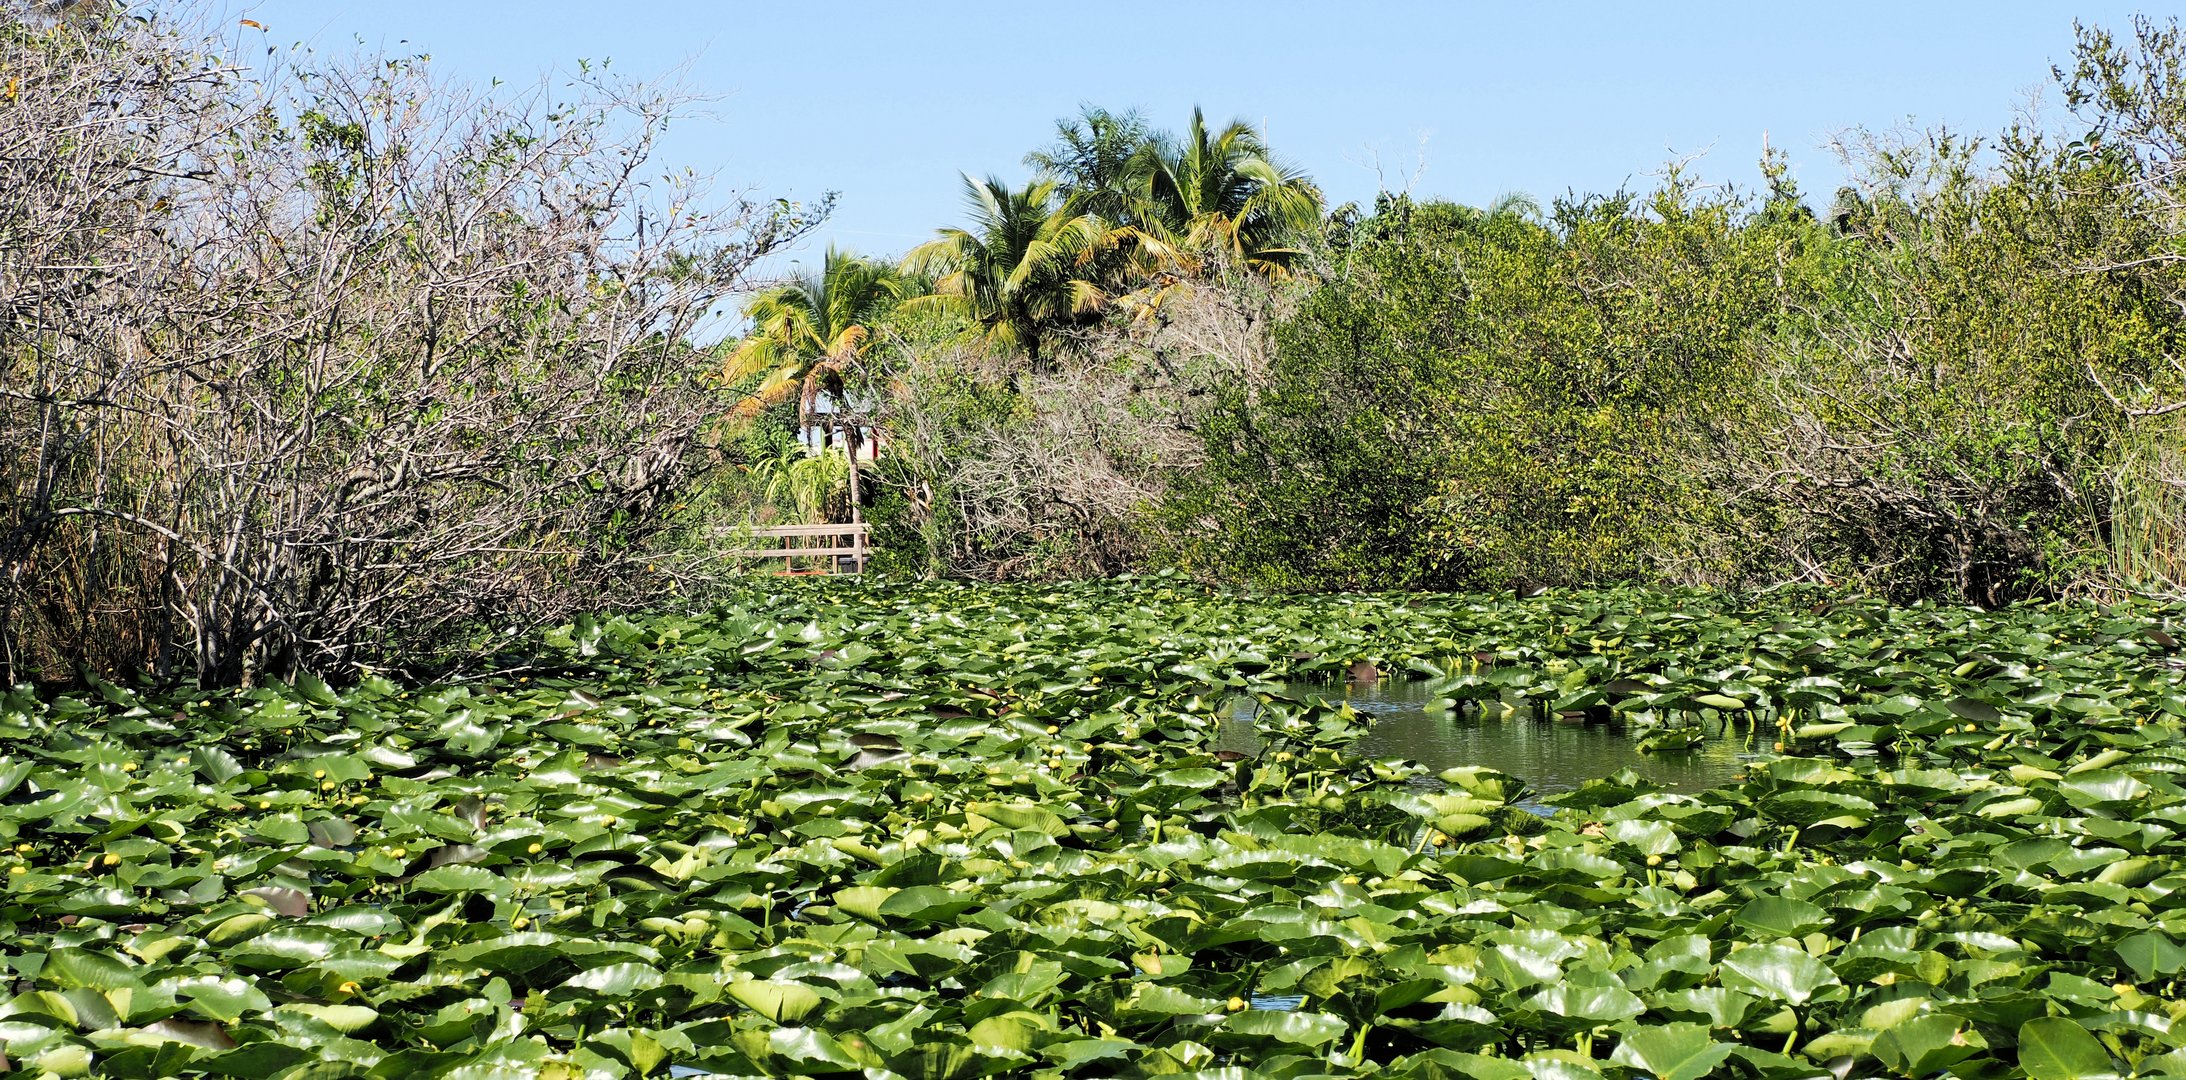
[{"left": 1222, "top": 679, "right": 1752, "bottom": 804}]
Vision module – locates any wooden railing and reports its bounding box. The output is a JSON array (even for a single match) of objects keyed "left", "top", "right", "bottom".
[{"left": 727, "top": 523, "right": 868, "bottom": 574}]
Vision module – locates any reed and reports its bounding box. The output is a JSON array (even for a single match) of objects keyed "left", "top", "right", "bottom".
[{"left": 2110, "top": 419, "right": 2186, "bottom": 594}]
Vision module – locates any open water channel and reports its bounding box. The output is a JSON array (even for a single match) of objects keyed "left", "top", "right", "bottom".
[{"left": 1219, "top": 679, "right": 1754, "bottom": 809}]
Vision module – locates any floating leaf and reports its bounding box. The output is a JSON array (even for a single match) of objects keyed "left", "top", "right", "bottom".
[
  {"left": 1718, "top": 944, "right": 1839, "bottom": 1006},
  {"left": 2018, "top": 1017, "right": 2114, "bottom": 1080},
  {"left": 726, "top": 979, "right": 823, "bottom": 1023},
  {"left": 1609, "top": 1022, "right": 1733, "bottom": 1080},
  {"left": 1222, "top": 1010, "right": 1347, "bottom": 1047}
]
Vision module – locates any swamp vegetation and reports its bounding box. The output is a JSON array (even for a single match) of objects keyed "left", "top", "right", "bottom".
[
  {"left": 2, "top": 580, "right": 2185, "bottom": 1076},
  {"left": 7, "top": 3, "right": 2186, "bottom": 1077}
]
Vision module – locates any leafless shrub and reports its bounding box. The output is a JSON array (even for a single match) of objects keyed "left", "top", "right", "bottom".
[
  {"left": 870, "top": 269, "right": 1285, "bottom": 578},
  {"left": 0, "top": 2, "right": 819, "bottom": 685},
  {"left": 1716, "top": 142, "right": 2110, "bottom": 603},
  {"left": 1728, "top": 341, "right": 2098, "bottom": 604}
]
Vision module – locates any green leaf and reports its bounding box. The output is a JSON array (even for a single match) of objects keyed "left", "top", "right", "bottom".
[
  {"left": 294, "top": 672, "right": 341, "bottom": 706},
  {"left": 726, "top": 979, "right": 822, "bottom": 1023},
  {"left": 1609, "top": 1022, "right": 1734, "bottom": 1080},
  {"left": 965, "top": 801, "right": 1068, "bottom": 836},
  {"left": 42, "top": 949, "right": 146, "bottom": 993},
  {"left": 409, "top": 864, "right": 507, "bottom": 895},
  {"left": 1528, "top": 985, "right": 1645, "bottom": 1023},
  {"left": 1221, "top": 1010, "right": 1347, "bottom": 1047},
  {"left": 965, "top": 1014, "right": 1043, "bottom": 1053},
  {"left": 165, "top": 976, "right": 271, "bottom": 1023},
  {"left": 1047, "top": 1038, "right": 1138, "bottom": 1070},
  {"left": 280, "top": 1003, "right": 379, "bottom": 1034},
  {"left": 2117, "top": 933, "right": 2186, "bottom": 981},
  {"left": 222, "top": 926, "right": 347, "bottom": 971},
  {"left": 1733, "top": 896, "right": 1828, "bottom": 939},
  {"left": 197, "top": 1042, "right": 317, "bottom": 1077},
  {"left": 561, "top": 963, "right": 664, "bottom": 997},
  {"left": 1873, "top": 1013, "right": 1984, "bottom": 1076},
  {"left": 876, "top": 885, "right": 979, "bottom": 922},
  {"left": 2018, "top": 1017, "right": 2116, "bottom": 1080},
  {"left": 768, "top": 1025, "right": 868, "bottom": 1069},
  {"left": 1717, "top": 944, "right": 1839, "bottom": 1005},
  {"left": 203, "top": 912, "right": 273, "bottom": 946},
  {"left": 832, "top": 885, "right": 896, "bottom": 922},
  {"left": 190, "top": 746, "right": 245, "bottom": 783}
]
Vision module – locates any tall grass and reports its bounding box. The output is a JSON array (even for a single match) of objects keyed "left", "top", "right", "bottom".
[{"left": 2111, "top": 420, "right": 2186, "bottom": 595}]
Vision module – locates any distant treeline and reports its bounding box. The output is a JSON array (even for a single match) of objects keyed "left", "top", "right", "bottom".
[{"left": 722, "top": 18, "right": 2186, "bottom": 605}]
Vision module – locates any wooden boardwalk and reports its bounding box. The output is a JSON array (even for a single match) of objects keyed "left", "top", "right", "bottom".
[{"left": 727, "top": 523, "right": 869, "bottom": 575}]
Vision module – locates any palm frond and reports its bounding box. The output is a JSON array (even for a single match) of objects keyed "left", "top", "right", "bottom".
[{"left": 1066, "top": 277, "right": 1110, "bottom": 316}]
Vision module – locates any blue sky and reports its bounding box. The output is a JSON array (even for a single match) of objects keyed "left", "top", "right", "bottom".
[{"left": 236, "top": 2, "right": 2161, "bottom": 266}]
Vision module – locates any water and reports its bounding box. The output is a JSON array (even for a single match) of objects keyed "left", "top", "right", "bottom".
[{"left": 1222, "top": 679, "right": 1753, "bottom": 806}]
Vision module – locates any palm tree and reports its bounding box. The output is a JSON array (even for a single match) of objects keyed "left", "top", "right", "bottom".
[
  {"left": 723, "top": 246, "right": 905, "bottom": 521},
  {"left": 901, "top": 174, "right": 1114, "bottom": 364},
  {"left": 1026, "top": 106, "right": 1155, "bottom": 225},
  {"left": 1482, "top": 191, "right": 1542, "bottom": 224},
  {"left": 1134, "top": 108, "right": 1325, "bottom": 279}
]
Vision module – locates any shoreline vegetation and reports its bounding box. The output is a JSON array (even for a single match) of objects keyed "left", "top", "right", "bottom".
[
  {"left": 5, "top": 3, "right": 2186, "bottom": 1076},
  {"left": 4, "top": 9, "right": 2186, "bottom": 688}
]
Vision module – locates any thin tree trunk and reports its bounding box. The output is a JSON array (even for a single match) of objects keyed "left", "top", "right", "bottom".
[
  {"left": 846, "top": 420, "right": 864, "bottom": 573},
  {"left": 846, "top": 419, "right": 863, "bottom": 526}
]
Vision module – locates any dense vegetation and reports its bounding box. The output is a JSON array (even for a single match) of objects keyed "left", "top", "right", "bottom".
[
  {"left": 2, "top": 579, "right": 2184, "bottom": 1076},
  {"left": 8, "top": 7, "right": 2186, "bottom": 1077},
  {"left": 9, "top": 4, "right": 2186, "bottom": 686},
  {"left": 734, "top": 21, "right": 2186, "bottom": 606},
  {"left": 0, "top": 5, "right": 821, "bottom": 688}
]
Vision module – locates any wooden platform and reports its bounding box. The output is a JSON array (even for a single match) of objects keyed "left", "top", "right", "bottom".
[{"left": 728, "top": 523, "right": 869, "bottom": 574}]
